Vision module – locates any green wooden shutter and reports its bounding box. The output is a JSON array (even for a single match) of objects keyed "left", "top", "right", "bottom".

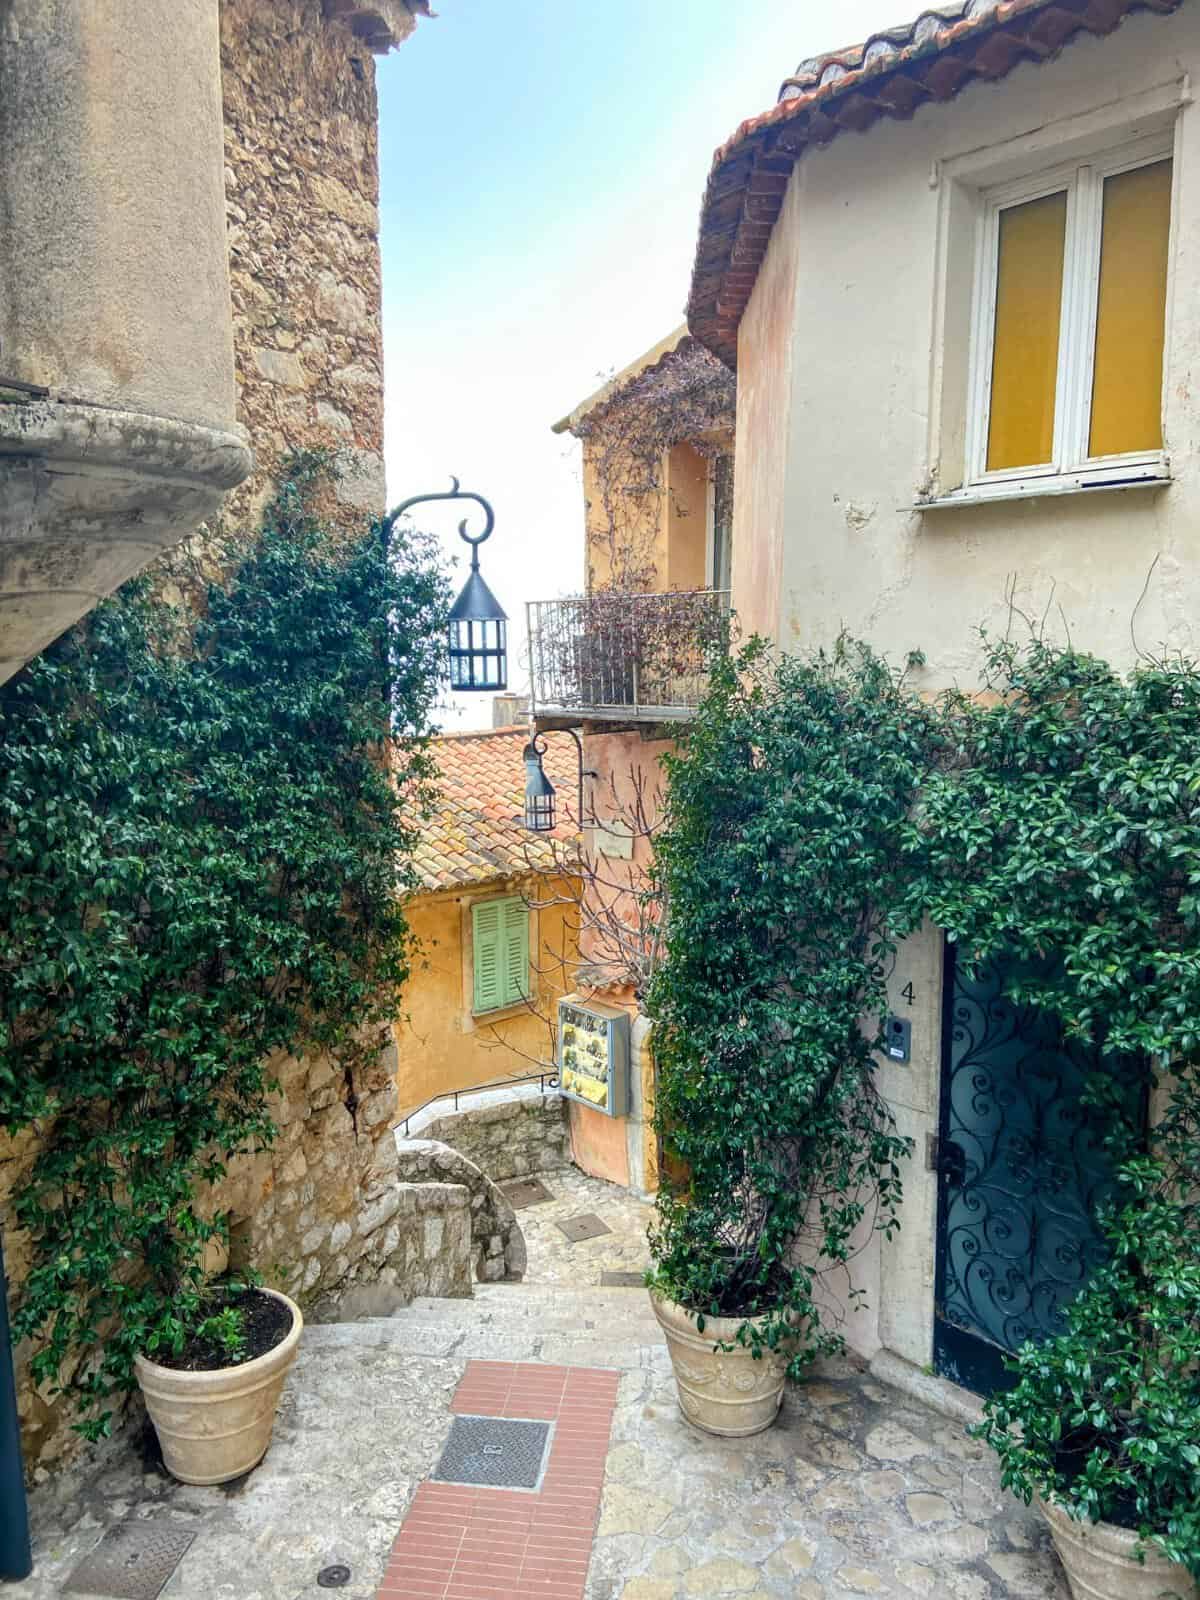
[
  {"left": 501, "top": 899, "right": 530, "bottom": 1007},
  {"left": 472, "top": 900, "right": 503, "bottom": 1013},
  {"left": 472, "top": 897, "right": 529, "bottom": 1013}
]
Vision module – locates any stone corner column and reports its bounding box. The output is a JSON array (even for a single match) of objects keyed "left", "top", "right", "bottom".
[{"left": 0, "top": 0, "right": 251, "bottom": 682}]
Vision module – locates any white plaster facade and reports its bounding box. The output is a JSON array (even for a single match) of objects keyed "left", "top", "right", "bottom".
[{"left": 723, "top": 5, "right": 1199, "bottom": 1389}]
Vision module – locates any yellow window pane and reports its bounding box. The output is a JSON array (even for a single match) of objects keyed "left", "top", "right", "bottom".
[
  {"left": 1089, "top": 159, "right": 1172, "bottom": 459},
  {"left": 986, "top": 190, "right": 1068, "bottom": 472}
]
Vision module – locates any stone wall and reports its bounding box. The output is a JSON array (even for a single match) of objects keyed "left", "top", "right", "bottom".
[
  {"left": 299, "top": 1179, "right": 473, "bottom": 1325},
  {"left": 419, "top": 1094, "right": 571, "bottom": 1185},
  {"left": 219, "top": 0, "right": 387, "bottom": 529},
  {"left": 1, "top": 1035, "right": 409, "bottom": 1473},
  {"left": 221, "top": 1040, "right": 408, "bottom": 1302},
  {"left": 395, "top": 1139, "right": 527, "bottom": 1283},
  {"left": 1, "top": 1, "right": 409, "bottom": 1479}
]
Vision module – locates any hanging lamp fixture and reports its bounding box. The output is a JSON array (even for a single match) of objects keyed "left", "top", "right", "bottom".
[
  {"left": 386, "top": 478, "right": 507, "bottom": 692},
  {"left": 523, "top": 729, "right": 596, "bottom": 834}
]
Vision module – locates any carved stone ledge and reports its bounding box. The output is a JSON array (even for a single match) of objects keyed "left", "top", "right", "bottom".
[
  {"left": 0, "top": 401, "right": 252, "bottom": 683},
  {"left": 321, "top": 0, "right": 432, "bottom": 53}
]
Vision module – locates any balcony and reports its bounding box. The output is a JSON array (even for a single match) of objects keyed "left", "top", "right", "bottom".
[{"left": 526, "top": 588, "right": 730, "bottom": 726}]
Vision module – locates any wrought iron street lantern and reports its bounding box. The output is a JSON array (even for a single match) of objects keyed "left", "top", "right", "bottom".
[
  {"left": 523, "top": 729, "right": 596, "bottom": 835},
  {"left": 524, "top": 737, "right": 556, "bottom": 833},
  {"left": 386, "top": 479, "right": 507, "bottom": 692}
]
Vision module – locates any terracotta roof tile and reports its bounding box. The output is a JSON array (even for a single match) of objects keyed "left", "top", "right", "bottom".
[
  {"left": 410, "top": 728, "right": 580, "bottom": 894},
  {"left": 687, "top": 0, "right": 1183, "bottom": 368}
]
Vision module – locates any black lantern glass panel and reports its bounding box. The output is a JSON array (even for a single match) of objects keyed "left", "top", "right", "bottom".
[
  {"left": 448, "top": 573, "right": 508, "bottom": 692},
  {"left": 523, "top": 740, "right": 556, "bottom": 833}
]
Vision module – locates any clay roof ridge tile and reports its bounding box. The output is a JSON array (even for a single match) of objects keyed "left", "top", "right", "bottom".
[{"left": 689, "top": 0, "right": 1181, "bottom": 368}]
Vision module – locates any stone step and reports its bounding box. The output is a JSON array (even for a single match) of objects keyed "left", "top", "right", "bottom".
[
  {"left": 390, "top": 1308, "right": 661, "bottom": 1342},
  {"left": 302, "top": 1313, "right": 658, "bottom": 1370},
  {"left": 407, "top": 1291, "right": 660, "bottom": 1333}
]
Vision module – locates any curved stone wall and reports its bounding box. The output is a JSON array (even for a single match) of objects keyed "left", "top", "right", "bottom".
[
  {"left": 418, "top": 1093, "right": 570, "bottom": 1185},
  {"left": 394, "top": 1138, "right": 526, "bottom": 1284}
]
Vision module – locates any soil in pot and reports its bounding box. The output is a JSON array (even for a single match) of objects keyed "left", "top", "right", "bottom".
[{"left": 153, "top": 1289, "right": 292, "bottom": 1372}]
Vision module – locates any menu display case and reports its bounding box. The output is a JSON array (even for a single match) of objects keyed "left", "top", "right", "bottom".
[{"left": 556, "top": 995, "right": 630, "bottom": 1118}]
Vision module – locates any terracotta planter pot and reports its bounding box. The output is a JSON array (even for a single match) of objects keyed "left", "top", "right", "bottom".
[
  {"left": 1039, "top": 1496, "right": 1200, "bottom": 1600},
  {"left": 650, "top": 1290, "right": 792, "bottom": 1437},
  {"left": 135, "top": 1288, "right": 302, "bottom": 1485}
]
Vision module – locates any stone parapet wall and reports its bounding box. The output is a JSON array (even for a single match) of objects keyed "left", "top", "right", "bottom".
[
  {"left": 418, "top": 1094, "right": 571, "bottom": 1185},
  {"left": 395, "top": 1139, "right": 527, "bottom": 1283},
  {"left": 219, "top": 0, "right": 388, "bottom": 529},
  {"left": 383, "top": 1182, "right": 472, "bottom": 1302}
]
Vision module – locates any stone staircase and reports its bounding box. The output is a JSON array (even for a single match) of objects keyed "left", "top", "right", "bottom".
[{"left": 303, "top": 1280, "right": 663, "bottom": 1372}]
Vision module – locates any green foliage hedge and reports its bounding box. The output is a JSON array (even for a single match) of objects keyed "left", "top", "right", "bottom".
[
  {"left": 649, "top": 633, "right": 1200, "bottom": 1574},
  {"left": 0, "top": 457, "right": 448, "bottom": 1435}
]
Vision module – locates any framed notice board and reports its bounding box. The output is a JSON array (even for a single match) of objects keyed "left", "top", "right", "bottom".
[{"left": 556, "top": 995, "right": 631, "bottom": 1118}]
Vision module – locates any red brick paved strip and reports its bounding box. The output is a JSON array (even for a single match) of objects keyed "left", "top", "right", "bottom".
[{"left": 379, "top": 1361, "right": 620, "bottom": 1600}]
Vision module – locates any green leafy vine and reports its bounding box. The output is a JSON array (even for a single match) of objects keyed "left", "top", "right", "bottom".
[
  {"left": 0, "top": 456, "right": 449, "bottom": 1436},
  {"left": 648, "top": 631, "right": 1200, "bottom": 1574}
]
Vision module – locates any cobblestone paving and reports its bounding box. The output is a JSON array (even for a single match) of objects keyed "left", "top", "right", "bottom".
[
  {"left": 516, "top": 1165, "right": 654, "bottom": 1287},
  {"left": 20, "top": 1332, "right": 464, "bottom": 1600},
  {"left": 19, "top": 1162, "right": 1069, "bottom": 1600},
  {"left": 592, "top": 1352, "right": 1068, "bottom": 1600}
]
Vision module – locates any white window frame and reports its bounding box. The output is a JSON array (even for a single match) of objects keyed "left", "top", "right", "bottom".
[
  {"left": 963, "top": 131, "right": 1174, "bottom": 499},
  {"left": 704, "top": 451, "right": 734, "bottom": 594}
]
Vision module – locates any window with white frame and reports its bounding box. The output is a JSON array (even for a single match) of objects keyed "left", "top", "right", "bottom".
[{"left": 965, "top": 135, "right": 1173, "bottom": 494}]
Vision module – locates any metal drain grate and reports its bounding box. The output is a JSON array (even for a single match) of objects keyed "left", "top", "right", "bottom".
[
  {"left": 64, "top": 1519, "right": 196, "bottom": 1600},
  {"left": 433, "top": 1415, "right": 552, "bottom": 1490},
  {"left": 600, "top": 1269, "right": 646, "bottom": 1287},
  {"left": 502, "top": 1177, "right": 555, "bottom": 1209},
  {"left": 556, "top": 1212, "right": 612, "bottom": 1242}
]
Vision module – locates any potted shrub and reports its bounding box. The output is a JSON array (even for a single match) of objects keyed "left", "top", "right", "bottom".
[
  {"left": 135, "top": 1278, "right": 303, "bottom": 1486},
  {"left": 645, "top": 643, "right": 928, "bottom": 1436},
  {"left": 646, "top": 1163, "right": 829, "bottom": 1437},
  {"left": 976, "top": 1157, "right": 1200, "bottom": 1600}
]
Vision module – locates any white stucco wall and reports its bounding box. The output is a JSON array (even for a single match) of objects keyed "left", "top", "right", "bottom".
[
  {"left": 736, "top": 5, "right": 1200, "bottom": 681},
  {"left": 729, "top": 4, "right": 1200, "bottom": 1380}
]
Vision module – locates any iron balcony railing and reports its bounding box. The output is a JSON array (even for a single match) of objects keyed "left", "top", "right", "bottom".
[{"left": 526, "top": 588, "right": 731, "bottom": 722}]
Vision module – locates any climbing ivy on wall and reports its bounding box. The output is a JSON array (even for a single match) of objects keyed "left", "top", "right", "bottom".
[
  {"left": 903, "top": 636, "right": 1200, "bottom": 1574},
  {"left": 0, "top": 455, "right": 449, "bottom": 1435},
  {"left": 648, "top": 629, "right": 1200, "bottom": 1564},
  {"left": 647, "top": 639, "right": 935, "bottom": 1366}
]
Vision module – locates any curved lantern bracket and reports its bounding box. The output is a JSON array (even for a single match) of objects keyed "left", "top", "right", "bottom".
[
  {"left": 386, "top": 477, "right": 495, "bottom": 570},
  {"left": 523, "top": 728, "right": 597, "bottom": 834},
  {"left": 386, "top": 478, "right": 508, "bottom": 693}
]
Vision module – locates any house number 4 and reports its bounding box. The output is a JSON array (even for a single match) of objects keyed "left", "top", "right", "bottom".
[{"left": 901, "top": 982, "right": 915, "bottom": 1005}]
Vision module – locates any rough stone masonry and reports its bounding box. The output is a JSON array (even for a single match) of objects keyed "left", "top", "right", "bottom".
[{"left": 220, "top": 0, "right": 390, "bottom": 528}]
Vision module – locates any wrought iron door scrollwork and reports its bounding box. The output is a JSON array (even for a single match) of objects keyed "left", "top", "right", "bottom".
[{"left": 935, "top": 949, "right": 1144, "bottom": 1374}]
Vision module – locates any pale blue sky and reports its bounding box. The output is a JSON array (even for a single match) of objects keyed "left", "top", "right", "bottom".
[{"left": 376, "top": 1, "right": 908, "bottom": 726}]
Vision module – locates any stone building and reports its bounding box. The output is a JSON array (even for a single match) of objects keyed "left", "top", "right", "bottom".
[
  {"left": 526, "top": 330, "right": 734, "bottom": 1191},
  {"left": 0, "top": 0, "right": 426, "bottom": 682},
  {"left": 686, "top": 0, "right": 1190, "bottom": 1405},
  {"left": 0, "top": 0, "right": 439, "bottom": 1472}
]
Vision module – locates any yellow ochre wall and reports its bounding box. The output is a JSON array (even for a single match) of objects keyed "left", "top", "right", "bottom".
[
  {"left": 394, "top": 874, "right": 580, "bottom": 1116},
  {"left": 582, "top": 438, "right": 712, "bottom": 593}
]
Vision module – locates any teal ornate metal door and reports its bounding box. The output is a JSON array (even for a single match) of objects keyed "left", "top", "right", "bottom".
[{"left": 933, "top": 945, "right": 1143, "bottom": 1394}]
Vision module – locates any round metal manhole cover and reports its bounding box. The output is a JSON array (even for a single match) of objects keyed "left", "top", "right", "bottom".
[{"left": 317, "top": 1565, "right": 352, "bottom": 1588}]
